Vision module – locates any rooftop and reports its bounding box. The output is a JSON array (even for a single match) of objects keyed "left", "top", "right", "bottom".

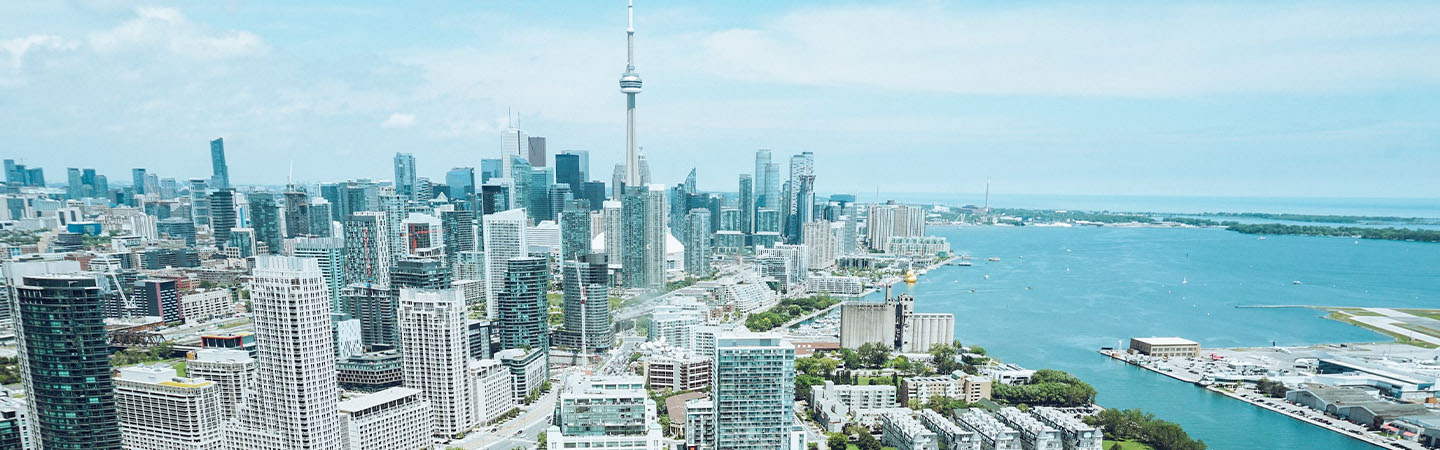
[
  {"left": 337, "top": 387, "right": 423, "bottom": 413},
  {"left": 1132, "top": 337, "right": 1199, "bottom": 346}
]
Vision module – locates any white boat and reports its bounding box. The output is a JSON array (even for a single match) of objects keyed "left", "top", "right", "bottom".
[
  {"left": 1182, "top": 277, "right": 1188, "bottom": 285},
  {"left": 984, "top": 274, "right": 990, "bottom": 280},
  {"left": 1292, "top": 280, "right": 1302, "bottom": 285}
]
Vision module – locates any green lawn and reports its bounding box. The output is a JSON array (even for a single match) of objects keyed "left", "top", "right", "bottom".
[
  {"left": 1103, "top": 440, "right": 1156, "bottom": 450},
  {"left": 1399, "top": 309, "right": 1440, "bottom": 321},
  {"left": 855, "top": 376, "right": 898, "bottom": 386}
]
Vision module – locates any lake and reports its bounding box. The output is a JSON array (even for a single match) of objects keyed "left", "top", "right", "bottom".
[{"left": 872, "top": 225, "right": 1439, "bottom": 449}]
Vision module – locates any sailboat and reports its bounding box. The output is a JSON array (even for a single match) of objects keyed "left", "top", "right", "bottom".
[{"left": 1182, "top": 276, "right": 1188, "bottom": 285}]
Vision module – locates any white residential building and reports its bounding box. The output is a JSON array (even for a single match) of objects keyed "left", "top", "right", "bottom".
[
  {"left": 526, "top": 220, "right": 562, "bottom": 258},
  {"left": 955, "top": 409, "right": 1021, "bottom": 450},
  {"left": 337, "top": 387, "right": 434, "bottom": 450},
  {"left": 645, "top": 348, "right": 712, "bottom": 392},
  {"left": 226, "top": 256, "right": 345, "bottom": 450},
  {"left": 470, "top": 358, "right": 516, "bottom": 425},
  {"left": 483, "top": 208, "right": 528, "bottom": 317},
  {"left": 650, "top": 309, "right": 703, "bottom": 351},
  {"left": 882, "top": 409, "right": 940, "bottom": 450},
  {"left": 547, "top": 375, "right": 665, "bottom": 450},
  {"left": 806, "top": 275, "right": 865, "bottom": 296},
  {"left": 917, "top": 409, "right": 981, "bottom": 450},
  {"left": 802, "top": 220, "right": 837, "bottom": 270},
  {"left": 181, "top": 288, "right": 232, "bottom": 324},
  {"left": 995, "top": 407, "right": 1062, "bottom": 450},
  {"left": 1031, "top": 407, "right": 1104, "bottom": 450},
  {"left": 114, "top": 366, "right": 223, "bottom": 450},
  {"left": 186, "top": 349, "right": 255, "bottom": 419},
  {"left": 398, "top": 288, "right": 474, "bottom": 437}
]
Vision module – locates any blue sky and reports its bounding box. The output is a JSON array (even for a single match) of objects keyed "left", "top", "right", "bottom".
[{"left": 3, "top": 0, "right": 1438, "bottom": 199}]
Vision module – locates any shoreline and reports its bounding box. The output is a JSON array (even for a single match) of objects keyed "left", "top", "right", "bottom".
[{"left": 1098, "top": 349, "right": 1421, "bottom": 449}]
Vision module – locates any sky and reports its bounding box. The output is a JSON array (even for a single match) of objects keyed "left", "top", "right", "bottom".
[{"left": 2, "top": 0, "right": 1438, "bottom": 200}]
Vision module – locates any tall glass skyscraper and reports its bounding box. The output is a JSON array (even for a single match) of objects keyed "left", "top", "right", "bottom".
[
  {"left": 739, "top": 174, "right": 754, "bottom": 236},
  {"left": 555, "top": 152, "right": 583, "bottom": 191},
  {"left": 248, "top": 192, "right": 282, "bottom": 253},
  {"left": 210, "top": 138, "right": 230, "bottom": 189},
  {"left": 394, "top": 153, "right": 417, "bottom": 201},
  {"left": 559, "top": 253, "right": 612, "bottom": 352},
  {"left": 712, "top": 333, "right": 795, "bottom": 450},
  {"left": 496, "top": 256, "right": 548, "bottom": 352},
  {"left": 445, "top": 167, "right": 475, "bottom": 200},
  {"left": 209, "top": 189, "right": 237, "bottom": 246},
  {"left": 559, "top": 200, "right": 590, "bottom": 263},
  {"left": 14, "top": 275, "right": 123, "bottom": 450}
]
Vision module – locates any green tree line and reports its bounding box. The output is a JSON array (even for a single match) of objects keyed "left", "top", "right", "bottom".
[
  {"left": 1227, "top": 223, "right": 1440, "bottom": 243},
  {"left": 992, "top": 369, "right": 1096, "bottom": 407},
  {"left": 1086, "top": 408, "right": 1207, "bottom": 450}
]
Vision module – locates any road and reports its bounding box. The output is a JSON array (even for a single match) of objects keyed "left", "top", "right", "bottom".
[{"left": 449, "top": 388, "right": 558, "bottom": 450}]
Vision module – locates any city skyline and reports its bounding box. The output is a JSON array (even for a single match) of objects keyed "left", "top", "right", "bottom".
[{"left": 3, "top": 1, "right": 1438, "bottom": 198}]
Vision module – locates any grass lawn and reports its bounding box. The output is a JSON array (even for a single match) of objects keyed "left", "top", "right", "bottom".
[
  {"left": 1103, "top": 440, "right": 1156, "bottom": 450},
  {"left": 855, "top": 376, "right": 898, "bottom": 386},
  {"left": 1399, "top": 309, "right": 1440, "bottom": 321},
  {"left": 1324, "top": 311, "right": 1438, "bottom": 349}
]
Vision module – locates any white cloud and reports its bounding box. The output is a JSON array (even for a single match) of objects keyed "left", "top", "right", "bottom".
[
  {"left": 381, "top": 112, "right": 416, "bottom": 128},
  {"left": 0, "top": 34, "right": 77, "bottom": 86},
  {"left": 677, "top": 2, "right": 1440, "bottom": 96},
  {"left": 88, "top": 6, "right": 268, "bottom": 60}
]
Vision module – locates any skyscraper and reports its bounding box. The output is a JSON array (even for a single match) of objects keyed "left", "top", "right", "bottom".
[
  {"left": 555, "top": 152, "right": 583, "bottom": 191},
  {"left": 282, "top": 190, "right": 311, "bottom": 238},
  {"left": 560, "top": 200, "right": 591, "bottom": 262},
  {"left": 209, "top": 189, "right": 237, "bottom": 246},
  {"left": 344, "top": 212, "right": 392, "bottom": 287},
  {"left": 226, "top": 256, "right": 343, "bottom": 450},
  {"left": 558, "top": 253, "right": 612, "bottom": 352},
  {"left": 248, "top": 192, "right": 282, "bottom": 253},
  {"left": 685, "top": 208, "right": 712, "bottom": 277},
  {"left": 620, "top": 0, "right": 644, "bottom": 186},
  {"left": 482, "top": 208, "right": 528, "bottom": 317},
  {"left": 209, "top": 138, "right": 230, "bottom": 189},
  {"left": 133, "top": 278, "right": 182, "bottom": 323},
  {"left": 14, "top": 274, "right": 123, "bottom": 450},
  {"left": 394, "top": 152, "right": 417, "bottom": 201},
  {"left": 439, "top": 209, "right": 476, "bottom": 263},
  {"left": 643, "top": 185, "right": 667, "bottom": 290},
  {"left": 529, "top": 167, "right": 555, "bottom": 222},
  {"left": 397, "top": 288, "right": 473, "bottom": 437},
  {"left": 528, "top": 136, "right": 547, "bottom": 167},
  {"left": 392, "top": 257, "right": 452, "bottom": 291},
  {"left": 501, "top": 125, "right": 529, "bottom": 179},
  {"left": 294, "top": 236, "right": 347, "bottom": 313},
  {"left": 131, "top": 168, "right": 147, "bottom": 195},
  {"left": 445, "top": 167, "right": 475, "bottom": 200},
  {"left": 739, "top": 174, "right": 754, "bottom": 236},
  {"left": 480, "top": 158, "right": 503, "bottom": 184},
  {"left": 602, "top": 200, "right": 624, "bottom": 265},
  {"left": 496, "top": 256, "right": 549, "bottom": 353},
  {"left": 379, "top": 192, "right": 409, "bottom": 264},
  {"left": 343, "top": 282, "right": 397, "bottom": 350},
  {"left": 621, "top": 187, "right": 648, "bottom": 289},
  {"left": 711, "top": 333, "right": 796, "bottom": 450},
  {"left": 754, "top": 150, "right": 771, "bottom": 207}
]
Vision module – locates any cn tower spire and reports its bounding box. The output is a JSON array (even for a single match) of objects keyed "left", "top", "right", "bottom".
[{"left": 619, "top": 0, "right": 643, "bottom": 187}]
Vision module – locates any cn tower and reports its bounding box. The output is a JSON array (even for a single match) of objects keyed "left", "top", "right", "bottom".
[{"left": 619, "top": 0, "right": 643, "bottom": 187}]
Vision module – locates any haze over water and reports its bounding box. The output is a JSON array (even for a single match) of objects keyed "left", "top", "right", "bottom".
[{"left": 874, "top": 225, "right": 1439, "bottom": 449}]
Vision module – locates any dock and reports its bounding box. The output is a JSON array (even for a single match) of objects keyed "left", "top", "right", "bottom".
[{"left": 1098, "top": 349, "right": 1424, "bottom": 449}]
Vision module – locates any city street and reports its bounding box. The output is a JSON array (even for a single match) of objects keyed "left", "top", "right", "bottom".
[{"left": 450, "top": 388, "right": 557, "bottom": 450}]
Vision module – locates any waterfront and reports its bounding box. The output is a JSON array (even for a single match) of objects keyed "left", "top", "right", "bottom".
[{"left": 873, "top": 225, "right": 1439, "bottom": 449}]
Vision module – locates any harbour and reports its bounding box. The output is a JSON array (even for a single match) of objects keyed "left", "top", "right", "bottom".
[{"left": 878, "top": 224, "right": 1437, "bottom": 450}]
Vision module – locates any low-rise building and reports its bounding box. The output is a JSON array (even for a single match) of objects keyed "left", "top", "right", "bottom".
[
  {"left": 646, "top": 350, "right": 712, "bottom": 392},
  {"left": 498, "top": 348, "right": 547, "bottom": 402},
  {"left": 917, "top": 409, "right": 980, "bottom": 450},
  {"left": 1031, "top": 407, "right": 1103, "bottom": 450},
  {"left": 806, "top": 275, "right": 865, "bottom": 296},
  {"left": 901, "top": 376, "right": 991, "bottom": 406},
  {"left": 337, "top": 351, "right": 404, "bottom": 392},
  {"left": 470, "top": 358, "right": 516, "bottom": 425},
  {"left": 882, "top": 409, "right": 940, "bottom": 450},
  {"left": 1286, "top": 383, "right": 1428, "bottom": 429},
  {"left": 0, "top": 397, "right": 32, "bottom": 450},
  {"left": 955, "top": 409, "right": 1021, "bottom": 450},
  {"left": 180, "top": 288, "right": 232, "bottom": 324},
  {"left": 1128, "top": 337, "right": 1200, "bottom": 358},
  {"left": 547, "top": 375, "right": 664, "bottom": 450},
  {"left": 811, "top": 381, "right": 899, "bottom": 433},
  {"left": 337, "top": 387, "right": 433, "bottom": 450},
  {"left": 995, "top": 407, "right": 1062, "bottom": 450}
]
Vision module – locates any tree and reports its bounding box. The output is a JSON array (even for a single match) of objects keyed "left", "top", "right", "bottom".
[
  {"left": 827, "top": 433, "right": 848, "bottom": 450},
  {"left": 537, "top": 432, "right": 547, "bottom": 448},
  {"left": 839, "top": 348, "right": 861, "bottom": 369},
  {"left": 858, "top": 342, "right": 890, "bottom": 369},
  {"left": 929, "top": 343, "right": 960, "bottom": 374},
  {"left": 1110, "top": 443, "right": 1123, "bottom": 450}
]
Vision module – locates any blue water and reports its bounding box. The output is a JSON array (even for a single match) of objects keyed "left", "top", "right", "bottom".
[
  {"left": 874, "top": 226, "right": 1440, "bottom": 449},
  {"left": 870, "top": 193, "right": 1440, "bottom": 219}
]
